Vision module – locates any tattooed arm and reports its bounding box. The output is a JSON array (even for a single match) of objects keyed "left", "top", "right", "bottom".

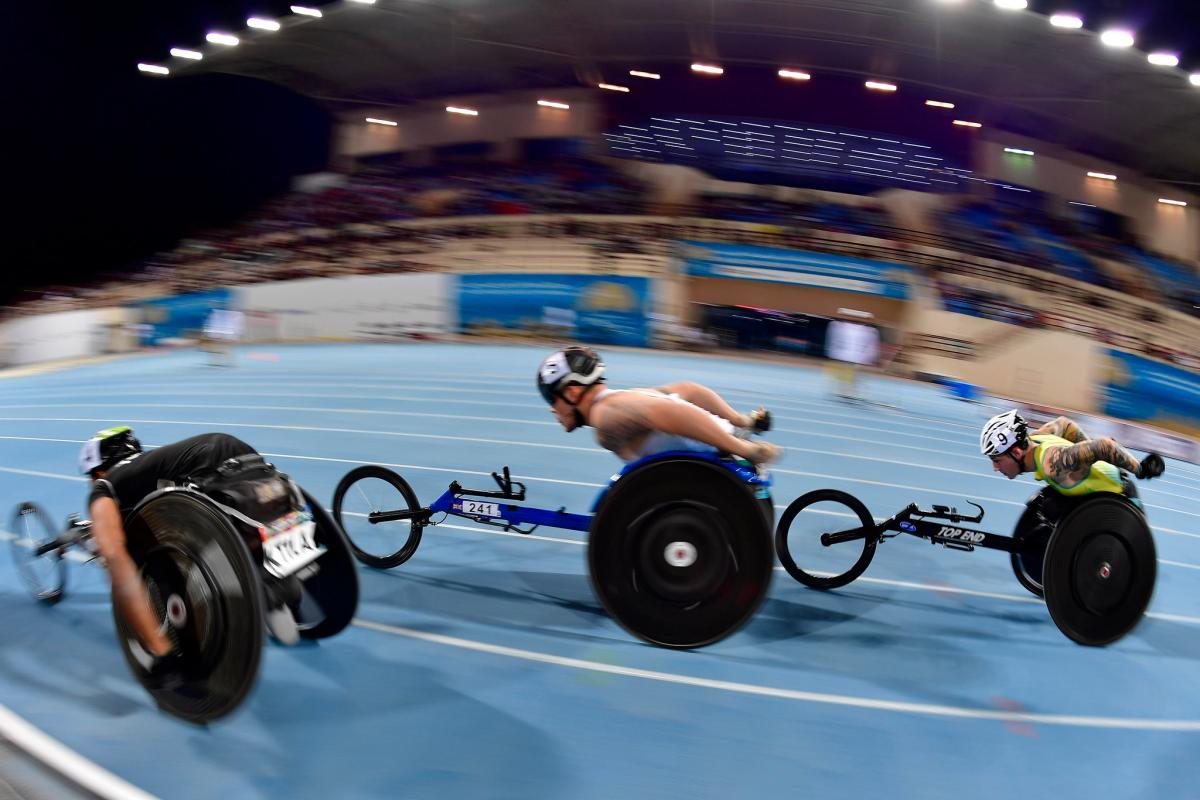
[
  {"left": 1035, "top": 415, "right": 1089, "bottom": 443},
  {"left": 1043, "top": 437, "right": 1141, "bottom": 484}
]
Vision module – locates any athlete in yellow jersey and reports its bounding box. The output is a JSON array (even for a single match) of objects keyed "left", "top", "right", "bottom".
[{"left": 980, "top": 410, "right": 1164, "bottom": 510}]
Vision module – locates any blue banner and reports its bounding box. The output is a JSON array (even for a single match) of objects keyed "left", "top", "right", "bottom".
[
  {"left": 457, "top": 275, "right": 651, "bottom": 347},
  {"left": 680, "top": 241, "right": 912, "bottom": 299},
  {"left": 1103, "top": 349, "right": 1200, "bottom": 436},
  {"left": 132, "top": 289, "right": 233, "bottom": 346}
]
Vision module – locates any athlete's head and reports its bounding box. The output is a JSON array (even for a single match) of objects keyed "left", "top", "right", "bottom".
[
  {"left": 537, "top": 346, "right": 605, "bottom": 432},
  {"left": 79, "top": 426, "right": 143, "bottom": 479},
  {"left": 980, "top": 410, "right": 1029, "bottom": 479}
]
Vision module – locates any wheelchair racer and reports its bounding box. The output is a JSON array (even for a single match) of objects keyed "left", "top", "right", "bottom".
[
  {"left": 980, "top": 410, "right": 1164, "bottom": 514},
  {"left": 80, "top": 427, "right": 298, "bottom": 686},
  {"left": 537, "top": 345, "right": 781, "bottom": 465}
]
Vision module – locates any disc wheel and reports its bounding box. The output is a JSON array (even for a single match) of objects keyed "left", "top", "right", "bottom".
[
  {"left": 8, "top": 503, "right": 66, "bottom": 605},
  {"left": 588, "top": 458, "right": 774, "bottom": 649},
  {"left": 116, "top": 491, "right": 265, "bottom": 723},
  {"left": 775, "top": 489, "right": 877, "bottom": 589},
  {"left": 293, "top": 489, "right": 360, "bottom": 640},
  {"left": 1043, "top": 495, "right": 1156, "bottom": 647},
  {"left": 1010, "top": 504, "right": 1051, "bottom": 598},
  {"left": 332, "top": 466, "right": 423, "bottom": 569}
]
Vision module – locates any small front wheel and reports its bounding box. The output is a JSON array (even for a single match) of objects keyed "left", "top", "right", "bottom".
[
  {"left": 775, "top": 489, "right": 878, "bottom": 589},
  {"left": 9, "top": 502, "right": 67, "bottom": 605},
  {"left": 332, "top": 466, "right": 424, "bottom": 569}
]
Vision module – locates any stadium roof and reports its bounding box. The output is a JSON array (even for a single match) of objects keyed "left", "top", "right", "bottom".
[{"left": 173, "top": 0, "right": 1200, "bottom": 185}]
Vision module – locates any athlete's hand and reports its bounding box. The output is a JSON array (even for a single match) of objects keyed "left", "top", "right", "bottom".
[
  {"left": 747, "top": 441, "right": 783, "bottom": 465},
  {"left": 1137, "top": 453, "right": 1165, "bottom": 480}
]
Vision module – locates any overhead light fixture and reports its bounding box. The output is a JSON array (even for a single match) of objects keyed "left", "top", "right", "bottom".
[
  {"left": 1100, "top": 29, "right": 1135, "bottom": 48},
  {"left": 446, "top": 106, "right": 479, "bottom": 116},
  {"left": 1148, "top": 53, "right": 1179, "bottom": 67},
  {"left": 1004, "top": 147, "right": 1035, "bottom": 156},
  {"left": 247, "top": 17, "right": 281, "bottom": 31},
  {"left": 778, "top": 69, "right": 811, "bottom": 81},
  {"left": 1050, "top": 13, "right": 1084, "bottom": 29},
  {"left": 1192, "top": 73, "right": 1200, "bottom": 86},
  {"left": 537, "top": 99, "right": 569, "bottom": 109},
  {"left": 365, "top": 117, "right": 397, "bottom": 126},
  {"left": 598, "top": 83, "right": 630, "bottom": 92},
  {"left": 691, "top": 63, "right": 724, "bottom": 75},
  {"left": 169, "top": 48, "right": 202, "bottom": 60},
  {"left": 206, "top": 32, "right": 240, "bottom": 46},
  {"left": 925, "top": 100, "right": 955, "bottom": 109},
  {"left": 347, "top": 0, "right": 376, "bottom": 4},
  {"left": 994, "top": 0, "right": 1027, "bottom": 9},
  {"left": 629, "top": 70, "right": 660, "bottom": 79},
  {"left": 1158, "top": 198, "right": 1188, "bottom": 207},
  {"left": 1069, "top": 201, "right": 1096, "bottom": 207},
  {"left": 1087, "top": 171, "right": 1117, "bottom": 181},
  {"left": 137, "top": 63, "right": 170, "bottom": 75},
  {"left": 291, "top": 5, "right": 322, "bottom": 16},
  {"left": 865, "top": 80, "right": 898, "bottom": 92},
  {"left": 953, "top": 120, "right": 983, "bottom": 128}
]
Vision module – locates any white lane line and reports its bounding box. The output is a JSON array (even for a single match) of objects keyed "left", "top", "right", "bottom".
[
  {"left": 351, "top": 618, "right": 1200, "bottom": 731},
  {"left": 0, "top": 703, "right": 160, "bottom": 800},
  {"left": 1159, "top": 559, "right": 1200, "bottom": 571},
  {"left": 0, "top": 404, "right": 559, "bottom": 427}
]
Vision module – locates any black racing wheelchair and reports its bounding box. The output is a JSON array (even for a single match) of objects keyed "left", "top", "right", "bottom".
[
  {"left": 9, "top": 455, "right": 359, "bottom": 723},
  {"left": 774, "top": 483, "right": 1156, "bottom": 646},
  {"left": 332, "top": 452, "right": 776, "bottom": 649}
]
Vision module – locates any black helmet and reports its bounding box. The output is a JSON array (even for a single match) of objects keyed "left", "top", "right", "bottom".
[
  {"left": 78, "top": 426, "right": 143, "bottom": 476},
  {"left": 536, "top": 346, "right": 605, "bottom": 405}
]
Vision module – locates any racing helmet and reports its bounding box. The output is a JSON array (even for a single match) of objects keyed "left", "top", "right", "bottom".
[
  {"left": 980, "top": 410, "right": 1028, "bottom": 458},
  {"left": 79, "top": 426, "right": 143, "bottom": 476},
  {"left": 537, "top": 346, "right": 605, "bottom": 405}
]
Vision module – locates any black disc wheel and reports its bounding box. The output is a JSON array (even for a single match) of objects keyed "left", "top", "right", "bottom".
[
  {"left": 293, "top": 489, "right": 360, "bottom": 640},
  {"left": 332, "top": 466, "right": 423, "bottom": 569},
  {"left": 588, "top": 458, "right": 774, "bottom": 649},
  {"left": 775, "top": 490, "right": 877, "bottom": 589},
  {"left": 1010, "top": 504, "right": 1051, "bottom": 598},
  {"left": 1043, "top": 495, "right": 1156, "bottom": 647},
  {"left": 8, "top": 503, "right": 66, "bottom": 605},
  {"left": 116, "top": 491, "right": 265, "bottom": 724}
]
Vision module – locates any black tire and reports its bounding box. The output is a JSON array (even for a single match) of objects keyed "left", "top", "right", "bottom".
[
  {"left": 1010, "top": 504, "right": 1051, "bottom": 598},
  {"left": 332, "top": 465, "right": 424, "bottom": 569},
  {"left": 294, "top": 489, "right": 360, "bottom": 640},
  {"left": 775, "top": 489, "right": 877, "bottom": 589},
  {"left": 1043, "top": 495, "right": 1156, "bottom": 647},
  {"left": 588, "top": 458, "right": 774, "bottom": 649},
  {"left": 8, "top": 503, "right": 66, "bottom": 605},
  {"left": 116, "top": 490, "right": 265, "bottom": 724}
]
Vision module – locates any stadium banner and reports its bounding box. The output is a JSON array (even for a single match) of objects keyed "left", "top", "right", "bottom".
[
  {"left": 132, "top": 289, "right": 233, "bottom": 346},
  {"left": 1100, "top": 349, "right": 1200, "bottom": 457},
  {"left": 679, "top": 241, "right": 912, "bottom": 299},
  {"left": 237, "top": 273, "right": 453, "bottom": 341},
  {"left": 456, "top": 274, "right": 651, "bottom": 347},
  {"left": 0, "top": 306, "right": 131, "bottom": 367}
]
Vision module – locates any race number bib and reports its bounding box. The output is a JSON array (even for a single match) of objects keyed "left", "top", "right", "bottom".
[{"left": 261, "top": 509, "right": 326, "bottom": 579}]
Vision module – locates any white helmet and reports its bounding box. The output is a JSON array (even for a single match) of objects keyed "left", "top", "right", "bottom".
[{"left": 980, "top": 410, "right": 1028, "bottom": 458}]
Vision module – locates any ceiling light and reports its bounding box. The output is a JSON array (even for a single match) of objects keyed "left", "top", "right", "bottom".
[
  {"left": 778, "top": 69, "right": 811, "bottom": 81},
  {"left": 1100, "top": 29, "right": 1135, "bottom": 48},
  {"left": 247, "top": 17, "right": 281, "bottom": 31},
  {"left": 925, "top": 100, "right": 955, "bottom": 109},
  {"left": 1148, "top": 53, "right": 1179, "bottom": 67},
  {"left": 1087, "top": 171, "right": 1117, "bottom": 181},
  {"left": 537, "top": 99, "right": 570, "bottom": 109},
  {"left": 446, "top": 106, "right": 478, "bottom": 116},
  {"left": 137, "top": 63, "right": 169, "bottom": 75},
  {"left": 1192, "top": 74, "right": 1200, "bottom": 86},
  {"left": 865, "top": 80, "right": 898, "bottom": 92},
  {"left": 629, "top": 70, "right": 660, "bottom": 79},
  {"left": 994, "top": 0, "right": 1027, "bottom": 10},
  {"left": 365, "top": 117, "right": 397, "bottom": 126},
  {"left": 206, "top": 32, "right": 240, "bottom": 46},
  {"left": 347, "top": 0, "right": 376, "bottom": 4},
  {"left": 691, "top": 63, "right": 724, "bottom": 75},
  {"left": 1069, "top": 201, "right": 1096, "bottom": 207},
  {"left": 953, "top": 120, "right": 983, "bottom": 128},
  {"left": 1050, "top": 13, "right": 1083, "bottom": 29},
  {"left": 1004, "top": 147, "right": 1035, "bottom": 156},
  {"left": 1158, "top": 198, "right": 1188, "bottom": 207},
  {"left": 598, "top": 83, "right": 630, "bottom": 92},
  {"left": 291, "top": 6, "right": 322, "bottom": 16},
  {"left": 169, "top": 48, "right": 202, "bottom": 60}
]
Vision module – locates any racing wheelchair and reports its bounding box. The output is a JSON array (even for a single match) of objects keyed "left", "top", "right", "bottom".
[
  {"left": 9, "top": 455, "right": 359, "bottom": 723},
  {"left": 774, "top": 484, "right": 1156, "bottom": 646},
  {"left": 332, "top": 452, "right": 776, "bottom": 649}
]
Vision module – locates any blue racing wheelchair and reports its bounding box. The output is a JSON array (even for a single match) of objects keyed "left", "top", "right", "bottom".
[{"left": 333, "top": 452, "right": 776, "bottom": 649}]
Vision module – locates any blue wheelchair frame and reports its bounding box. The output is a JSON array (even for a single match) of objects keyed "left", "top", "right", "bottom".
[{"left": 377, "top": 451, "right": 772, "bottom": 537}]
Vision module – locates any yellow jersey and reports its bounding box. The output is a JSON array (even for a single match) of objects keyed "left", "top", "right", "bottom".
[{"left": 1030, "top": 433, "right": 1125, "bottom": 496}]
